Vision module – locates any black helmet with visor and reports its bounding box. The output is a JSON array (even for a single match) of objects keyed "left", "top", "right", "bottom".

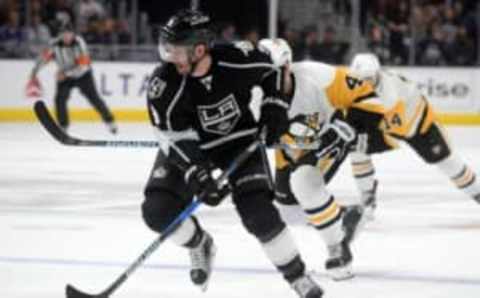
[{"left": 158, "top": 9, "right": 214, "bottom": 63}]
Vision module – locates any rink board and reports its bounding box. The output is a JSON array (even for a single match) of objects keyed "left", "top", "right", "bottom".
[{"left": 1, "top": 59, "right": 480, "bottom": 124}]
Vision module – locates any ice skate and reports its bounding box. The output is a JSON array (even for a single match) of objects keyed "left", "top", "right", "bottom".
[
  {"left": 325, "top": 239, "right": 353, "bottom": 281},
  {"left": 291, "top": 274, "right": 323, "bottom": 298},
  {"left": 189, "top": 231, "right": 216, "bottom": 291},
  {"left": 342, "top": 181, "right": 378, "bottom": 243},
  {"left": 342, "top": 205, "right": 364, "bottom": 244},
  {"left": 473, "top": 193, "right": 480, "bottom": 203},
  {"left": 361, "top": 179, "right": 378, "bottom": 221}
]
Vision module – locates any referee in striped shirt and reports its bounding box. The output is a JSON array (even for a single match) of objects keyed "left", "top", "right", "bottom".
[{"left": 30, "top": 21, "right": 117, "bottom": 134}]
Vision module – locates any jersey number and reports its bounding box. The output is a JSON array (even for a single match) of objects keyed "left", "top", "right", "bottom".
[{"left": 345, "top": 75, "right": 363, "bottom": 90}]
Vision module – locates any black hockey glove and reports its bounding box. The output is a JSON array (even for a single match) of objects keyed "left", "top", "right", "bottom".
[
  {"left": 259, "top": 101, "right": 290, "bottom": 147},
  {"left": 185, "top": 165, "right": 227, "bottom": 207},
  {"left": 314, "top": 117, "right": 357, "bottom": 161}
]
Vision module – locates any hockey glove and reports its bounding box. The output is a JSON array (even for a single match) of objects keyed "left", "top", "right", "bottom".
[
  {"left": 185, "top": 165, "right": 227, "bottom": 207},
  {"left": 314, "top": 118, "right": 357, "bottom": 161},
  {"left": 259, "top": 100, "right": 290, "bottom": 147}
]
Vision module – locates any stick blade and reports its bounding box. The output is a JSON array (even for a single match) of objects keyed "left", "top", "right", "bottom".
[
  {"left": 66, "top": 284, "right": 108, "bottom": 298},
  {"left": 33, "top": 101, "right": 78, "bottom": 145}
]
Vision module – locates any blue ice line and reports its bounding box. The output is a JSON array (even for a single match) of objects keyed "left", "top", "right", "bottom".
[{"left": 0, "top": 256, "right": 479, "bottom": 286}]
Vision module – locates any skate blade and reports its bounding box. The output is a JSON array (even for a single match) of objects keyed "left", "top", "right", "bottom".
[
  {"left": 327, "top": 263, "right": 354, "bottom": 281},
  {"left": 198, "top": 244, "right": 217, "bottom": 292}
]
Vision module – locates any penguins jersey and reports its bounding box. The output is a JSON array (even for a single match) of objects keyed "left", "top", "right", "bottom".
[
  {"left": 277, "top": 61, "right": 382, "bottom": 169},
  {"left": 146, "top": 42, "right": 285, "bottom": 169},
  {"left": 288, "top": 61, "right": 377, "bottom": 127},
  {"left": 374, "top": 70, "right": 435, "bottom": 139}
]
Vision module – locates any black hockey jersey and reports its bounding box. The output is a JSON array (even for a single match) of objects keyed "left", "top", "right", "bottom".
[{"left": 147, "top": 42, "right": 287, "bottom": 169}]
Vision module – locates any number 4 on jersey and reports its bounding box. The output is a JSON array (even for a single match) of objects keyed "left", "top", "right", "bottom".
[{"left": 381, "top": 101, "right": 406, "bottom": 135}]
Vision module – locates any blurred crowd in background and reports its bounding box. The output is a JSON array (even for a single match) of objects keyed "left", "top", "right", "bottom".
[
  {"left": 365, "top": 0, "right": 478, "bottom": 66},
  {"left": 0, "top": 0, "right": 478, "bottom": 65},
  {"left": 277, "top": 0, "right": 479, "bottom": 66}
]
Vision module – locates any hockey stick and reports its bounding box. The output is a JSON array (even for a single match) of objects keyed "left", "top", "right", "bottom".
[
  {"left": 65, "top": 137, "right": 263, "bottom": 298},
  {"left": 33, "top": 100, "right": 160, "bottom": 148}
]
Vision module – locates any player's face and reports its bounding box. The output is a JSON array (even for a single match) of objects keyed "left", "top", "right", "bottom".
[
  {"left": 159, "top": 43, "right": 193, "bottom": 75},
  {"left": 62, "top": 31, "right": 74, "bottom": 44},
  {"left": 363, "top": 74, "right": 379, "bottom": 88}
]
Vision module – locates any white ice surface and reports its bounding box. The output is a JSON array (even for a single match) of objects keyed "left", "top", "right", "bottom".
[{"left": 1, "top": 122, "right": 480, "bottom": 298}]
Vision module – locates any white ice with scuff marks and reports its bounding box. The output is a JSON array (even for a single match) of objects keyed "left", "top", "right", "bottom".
[{"left": 1, "top": 123, "right": 480, "bottom": 298}]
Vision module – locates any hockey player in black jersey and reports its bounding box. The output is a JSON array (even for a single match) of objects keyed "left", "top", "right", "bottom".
[{"left": 141, "top": 9, "right": 323, "bottom": 298}]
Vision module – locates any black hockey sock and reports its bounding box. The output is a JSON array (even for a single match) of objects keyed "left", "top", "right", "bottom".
[
  {"left": 183, "top": 217, "right": 204, "bottom": 248},
  {"left": 277, "top": 255, "right": 306, "bottom": 283}
]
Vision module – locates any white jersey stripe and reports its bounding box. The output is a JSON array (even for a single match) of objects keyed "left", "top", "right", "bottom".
[
  {"left": 218, "top": 61, "right": 275, "bottom": 69},
  {"left": 200, "top": 128, "right": 258, "bottom": 150},
  {"left": 166, "top": 76, "right": 186, "bottom": 130}
]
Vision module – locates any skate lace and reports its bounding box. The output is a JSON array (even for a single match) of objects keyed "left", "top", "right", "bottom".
[
  {"left": 292, "top": 276, "right": 316, "bottom": 297},
  {"left": 189, "top": 238, "right": 207, "bottom": 270}
]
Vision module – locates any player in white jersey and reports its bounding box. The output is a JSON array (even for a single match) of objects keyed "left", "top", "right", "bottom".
[
  {"left": 261, "top": 40, "right": 480, "bottom": 280},
  {"left": 258, "top": 39, "right": 390, "bottom": 281},
  {"left": 348, "top": 53, "right": 480, "bottom": 221}
]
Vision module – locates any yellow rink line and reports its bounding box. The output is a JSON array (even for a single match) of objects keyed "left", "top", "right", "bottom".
[
  {"left": 435, "top": 114, "right": 480, "bottom": 125},
  {"left": 0, "top": 108, "right": 149, "bottom": 122},
  {"left": 1, "top": 108, "right": 480, "bottom": 125}
]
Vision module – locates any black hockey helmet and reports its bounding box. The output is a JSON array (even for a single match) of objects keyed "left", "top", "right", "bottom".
[{"left": 159, "top": 9, "right": 214, "bottom": 46}]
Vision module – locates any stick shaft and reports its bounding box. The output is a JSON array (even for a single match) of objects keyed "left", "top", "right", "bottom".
[{"left": 67, "top": 138, "right": 262, "bottom": 298}]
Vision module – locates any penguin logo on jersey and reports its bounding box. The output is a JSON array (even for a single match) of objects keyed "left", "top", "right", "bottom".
[{"left": 197, "top": 94, "right": 241, "bottom": 135}]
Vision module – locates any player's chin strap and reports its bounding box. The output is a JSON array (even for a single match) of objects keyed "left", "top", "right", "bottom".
[{"left": 65, "top": 136, "right": 263, "bottom": 298}]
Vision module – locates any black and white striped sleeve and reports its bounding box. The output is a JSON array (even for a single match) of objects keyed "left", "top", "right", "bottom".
[
  {"left": 31, "top": 38, "right": 57, "bottom": 77},
  {"left": 247, "top": 47, "right": 291, "bottom": 110},
  {"left": 219, "top": 44, "right": 291, "bottom": 110},
  {"left": 146, "top": 65, "right": 205, "bottom": 172},
  {"left": 259, "top": 66, "right": 291, "bottom": 110},
  {"left": 75, "top": 35, "right": 89, "bottom": 56}
]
